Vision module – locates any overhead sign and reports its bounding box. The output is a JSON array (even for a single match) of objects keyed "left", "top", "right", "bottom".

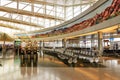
[{"left": 109, "top": 38, "right": 114, "bottom": 41}]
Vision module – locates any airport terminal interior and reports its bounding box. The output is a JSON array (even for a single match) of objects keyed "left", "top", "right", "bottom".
[{"left": 1, "top": 0, "right": 120, "bottom": 80}]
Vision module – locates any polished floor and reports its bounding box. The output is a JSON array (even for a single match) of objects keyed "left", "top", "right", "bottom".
[{"left": 0, "top": 50, "right": 120, "bottom": 80}]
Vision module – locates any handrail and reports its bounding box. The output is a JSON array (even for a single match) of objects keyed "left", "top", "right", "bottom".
[
  {"left": 22, "top": 0, "right": 120, "bottom": 41},
  {"left": 30, "top": 15, "right": 120, "bottom": 41},
  {"left": 24, "top": 0, "right": 109, "bottom": 34}
]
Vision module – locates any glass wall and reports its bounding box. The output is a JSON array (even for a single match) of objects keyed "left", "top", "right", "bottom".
[{"left": 0, "top": 0, "right": 98, "bottom": 36}]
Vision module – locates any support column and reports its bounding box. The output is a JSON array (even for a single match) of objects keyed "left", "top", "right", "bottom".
[
  {"left": 83, "top": 36, "right": 86, "bottom": 48},
  {"left": 110, "top": 33, "right": 114, "bottom": 50},
  {"left": 91, "top": 34, "right": 94, "bottom": 49},
  {"left": 62, "top": 39, "right": 67, "bottom": 48},
  {"left": 43, "top": 40, "right": 45, "bottom": 48},
  {"left": 39, "top": 41, "right": 42, "bottom": 49},
  {"left": 42, "top": 40, "right": 44, "bottom": 58},
  {"left": 39, "top": 41, "right": 43, "bottom": 57},
  {"left": 53, "top": 40, "right": 56, "bottom": 51},
  {"left": 98, "top": 32, "right": 103, "bottom": 56}
]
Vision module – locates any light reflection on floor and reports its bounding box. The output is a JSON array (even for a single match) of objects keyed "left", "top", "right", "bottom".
[{"left": 0, "top": 52, "right": 120, "bottom": 80}]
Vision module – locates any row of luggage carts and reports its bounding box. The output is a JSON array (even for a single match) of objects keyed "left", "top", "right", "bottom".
[
  {"left": 103, "top": 49, "right": 120, "bottom": 57},
  {"left": 57, "top": 47, "right": 99, "bottom": 64},
  {"left": 43, "top": 47, "right": 101, "bottom": 67}
]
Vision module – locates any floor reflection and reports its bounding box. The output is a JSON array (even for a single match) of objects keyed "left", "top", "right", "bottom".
[
  {"left": 20, "top": 55, "right": 38, "bottom": 77},
  {"left": 1, "top": 49, "right": 120, "bottom": 80},
  {"left": 0, "top": 49, "right": 15, "bottom": 59}
]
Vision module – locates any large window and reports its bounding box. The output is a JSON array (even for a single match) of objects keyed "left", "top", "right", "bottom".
[{"left": 0, "top": 0, "right": 98, "bottom": 37}]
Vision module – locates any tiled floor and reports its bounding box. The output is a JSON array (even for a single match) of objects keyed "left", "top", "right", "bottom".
[{"left": 0, "top": 51, "right": 120, "bottom": 80}]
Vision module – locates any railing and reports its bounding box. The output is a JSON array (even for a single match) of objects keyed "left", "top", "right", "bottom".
[{"left": 28, "top": 0, "right": 120, "bottom": 41}]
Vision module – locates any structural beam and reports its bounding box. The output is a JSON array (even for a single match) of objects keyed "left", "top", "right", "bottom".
[
  {"left": 65, "top": 1, "right": 96, "bottom": 7},
  {"left": 12, "top": 0, "right": 65, "bottom": 7},
  {"left": 0, "top": 23, "right": 23, "bottom": 30},
  {"left": 0, "top": 16, "right": 44, "bottom": 28},
  {"left": 12, "top": 0, "right": 96, "bottom": 7},
  {"left": 0, "top": 6, "right": 64, "bottom": 21}
]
